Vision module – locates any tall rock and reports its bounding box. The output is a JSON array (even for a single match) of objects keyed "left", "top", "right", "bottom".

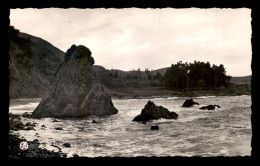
[{"left": 31, "top": 45, "right": 118, "bottom": 118}]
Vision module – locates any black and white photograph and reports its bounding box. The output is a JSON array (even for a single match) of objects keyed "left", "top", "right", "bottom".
[{"left": 8, "top": 8, "right": 252, "bottom": 158}]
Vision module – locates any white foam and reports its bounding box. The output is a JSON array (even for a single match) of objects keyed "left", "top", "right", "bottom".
[
  {"left": 9, "top": 102, "right": 39, "bottom": 114},
  {"left": 167, "top": 97, "right": 179, "bottom": 100},
  {"left": 195, "top": 96, "right": 216, "bottom": 99}
]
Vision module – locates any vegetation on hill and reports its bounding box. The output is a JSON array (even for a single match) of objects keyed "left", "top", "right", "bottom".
[
  {"left": 163, "top": 61, "right": 231, "bottom": 90},
  {"left": 93, "top": 63, "right": 250, "bottom": 98}
]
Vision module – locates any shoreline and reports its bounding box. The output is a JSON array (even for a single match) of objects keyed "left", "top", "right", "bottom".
[
  {"left": 9, "top": 84, "right": 251, "bottom": 100},
  {"left": 107, "top": 84, "right": 251, "bottom": 99},
  {"left": 111, "top": 94, "right": 251, "bottom": 100},
  {"left": 9, "top": 93, "right": 251, "bottom": 101},
  {"left": 8, "top": 113, "right": 79, "bottom": 158}
]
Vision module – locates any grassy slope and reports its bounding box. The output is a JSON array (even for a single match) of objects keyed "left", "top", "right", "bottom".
[{"left": 230, "top": 75, "right": 251, "bottom": 85}]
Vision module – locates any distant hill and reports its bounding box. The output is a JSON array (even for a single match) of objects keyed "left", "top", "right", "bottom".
[
  {"left": 93, "top": 65, "right": 169, "bottom": 78},
  {"left": 9, "top": 26, "right": 65, "bottom": 98},
  {"left": 230, "top": 75, "right": 251, "bottom": 85},
  {"left": 151, "top": 67, "right": 169, "bottom": 76}
]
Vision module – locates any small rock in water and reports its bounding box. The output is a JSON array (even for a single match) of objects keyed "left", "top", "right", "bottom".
[
  {"left": 141, "top": 121, "right": 147, "bottom": 124},
  {"left": 32, "top": 139, "right": 39, "bottom": 143},
  {"left": 182, "top": 98, "right": 199, "bottom": 107},
  {"left": 55, "top": 127, "right": 63, "bottom": 130},
  {"left": 15, "top": 123, "right": 25, "bottom": 130},
  {"left": 22, "top": 112, "right": 31, "bottom": 118},
  {"left": 41, "top": 125, "right": 46, "bottom": 128},
  {"left": 60, "top": 153, "right": 67, "bottom": 158},
  {"left": 52, "top": 119, "right": 61, "bottom": 122},
  {"left": 63, "top": 143, "right": 71, "bottom": 148},
  {"left": 199, "top": 105, "right": 221, "bottom": 110},
  {"left": 25, "top": 126, "right": 35, "bottom": 130},
  {"left": 151, "top": 125, "right": 159, "bottom": 130},
  {"left": 25, "top": 122, "right": 36, "bottom": 127},
  {"left": 92, "top": 119, "right": 98, "bottom": 123},
  {"left": 73, "top": 154, "right": 79, "bottom": 157}
]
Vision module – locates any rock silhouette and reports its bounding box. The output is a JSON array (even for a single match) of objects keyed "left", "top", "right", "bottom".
[
  {"left": 200, "top": 105, "right": 221, "bottom": 110},
  {"left": 151, "top": 125, "right": 159, "bottom": 130},
  {"left": 133, "top": 101, "right": 178, "bottom": 122},
  {"left": 31, "top": 45, "right": 118, "bottom": 118},
  {"left": 9, "top": 134, "right": 67, "bottom": 158},
  {"left": 92, "top": 119, "right": 98, "bottom": 124},
  {"left": 63, "top": 143, "right": 71, "bottom": 148},
  {"left": 182, "top": 98, "right": 199, "bottom": 107}
]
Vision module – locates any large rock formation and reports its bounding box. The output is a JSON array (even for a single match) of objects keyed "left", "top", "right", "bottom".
[
  {"left": 133, "top": 101, "right": 178, "bottom": 122},
  {"left": 31, "top": 45, "right": 118, "bottom": 118}
]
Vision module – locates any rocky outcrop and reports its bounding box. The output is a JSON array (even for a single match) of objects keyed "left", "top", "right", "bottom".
[
  {"left": 9, "top": 134, "right": 67, "bottom": 158},
  {"left": 31, "top": 45, "right": 118, "bottom": 118},
  {"left": 182, "top": 98, "right": 199, "bottom": 107},
  {"left": 200, "top": 105, "right": 221, "bottom": 110},
  {"left": 133, "top": 101, "right": 178, "bottom": 122},
  {"left": 9, "top": 113, "right": 35, "bottom": 131}
]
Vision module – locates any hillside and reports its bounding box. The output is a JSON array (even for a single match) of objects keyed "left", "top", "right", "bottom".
[
  {"left": 230, "top": 75, "right": 251, "bottom": 85},
  {"left": 9, "top": 27, "right": 65, "bottom": 98}
]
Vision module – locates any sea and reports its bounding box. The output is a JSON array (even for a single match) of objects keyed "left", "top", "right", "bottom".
[{"left": 9, "top": 95, "right": 252, "bottom": 157}]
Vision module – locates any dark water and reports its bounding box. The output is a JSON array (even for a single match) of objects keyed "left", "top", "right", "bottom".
[{"left": 9, "top": 95, "right": 251, "bottom": 157}]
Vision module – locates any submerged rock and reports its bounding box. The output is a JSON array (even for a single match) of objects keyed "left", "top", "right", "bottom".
[
  {"left": 73, "top": 154, "right": 79, "bottom": 157},
  {"left": 25, "top": 122, "right": 36, "bottom": 127},
  {"left": 182, "top": 98, "right": 199, "bottom": 107},
  {"left": 25, "top": 126, "right": 35, "bottom": 131},
  {"left": 52, "top": 119, "right": 61, "bottom": 122},
  {"left": 92, "top": 119, "right": 98, "bottom": 124},
  {"left": 31, "top": 45, "right": 118, "bottom": 118},
  {"left": 22, "top": 112, "right": 31, "bottom": 118},
  {"left": 200, "top": 105, "right": 221, "bottom": 110},
  {"left": 55, "top": 127, "right": 63, "bottom": 130},
  {"left": 63, "top": 143, "right": 71, "bottom": 148},
  {"left": 133, "top": 101, "right": 178, "bottom": 122}
]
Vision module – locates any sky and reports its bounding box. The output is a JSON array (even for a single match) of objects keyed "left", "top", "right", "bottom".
[{"left": 10, "top": 8, "right": 252, "bottom": 76}]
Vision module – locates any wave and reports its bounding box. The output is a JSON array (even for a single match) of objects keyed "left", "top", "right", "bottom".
[
  {"left": 195, "top": 96, "right": 217, "bottom": 99},
  {"left": 167, "top": 97, "right": 179, "bottom": 100}
]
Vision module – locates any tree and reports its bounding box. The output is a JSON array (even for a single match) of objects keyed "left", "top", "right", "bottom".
[
  {"left": 162, "top": 61, "right": 230, "bottom": 90},
  {"left": 148, "top": 73, "right": 152, "bottom": 80},
  {"left": 114, "top": 71, "right": 118, "bottom": 78},
  {"left": 154, "top": 72, "right": 162, "bottom": 80}
]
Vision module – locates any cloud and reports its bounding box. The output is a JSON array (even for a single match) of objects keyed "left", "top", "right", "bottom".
[{"left": 10, "top": 8, "right": 252, "bottom": 76}]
